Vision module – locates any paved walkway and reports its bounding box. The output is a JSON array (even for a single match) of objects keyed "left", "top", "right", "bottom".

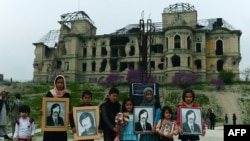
[{"left": 1, "top": 126, "right": 222, "bottom": 141}]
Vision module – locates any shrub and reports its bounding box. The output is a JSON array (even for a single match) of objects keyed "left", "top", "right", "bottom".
[
  {"left": 126, "top": 69, "right": 156, "bottom": 84},
  {"left": 211, "top": 78, "right": 225, "bottom": 90},
  {"left": 218, "top": 70, "right": 235, "bottom": 84},
  {"left": 172, "top": 71, "right": 199, "bottom": 89},
  {"left": 98, "top": 73, "right": 123, "bottom": 87}
]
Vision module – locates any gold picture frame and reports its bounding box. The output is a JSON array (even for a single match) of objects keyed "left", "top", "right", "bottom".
[
  {"left": 134, "top": 106, "right": 154, "bottom": 133},
  {"left": 41, "top": 97, "right": 69, "bottom": 131},
  {"left": 73, "top": 106, "right": 101, "bottom": 140},
  {"left": 180, "top": 107, "right": 202, "bottom": 135}
]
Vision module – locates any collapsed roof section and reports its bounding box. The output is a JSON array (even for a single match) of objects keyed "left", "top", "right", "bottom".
[
  {"left": 113, "top": 22, "right": 163, "bottom": 35},
  {"left": 34, "top": 5, "right": 236, "bottom": 46},
  {"left": 197, "top": 18, "right": 236, "bottom": 30},
  {"left": 59, "top": 11, "right": 94, "bottom": 28},
  {"left": 163, "top": 3, "right": 196, "bottom": 13},
  {"left": 36, "top": 30, "right": 59, "bottom": 48}
]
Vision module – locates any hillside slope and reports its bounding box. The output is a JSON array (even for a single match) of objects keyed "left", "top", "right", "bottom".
[
  {"left": 201, "top": 91, "right": 243, "bottom": 124},
  {"left": 0, "top": 83, "right": 247, "bottom": 124}
]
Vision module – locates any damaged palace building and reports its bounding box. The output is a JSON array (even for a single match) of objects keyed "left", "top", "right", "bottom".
[{"left": 33, "top": 3, "right": 241, "bottom": 83}]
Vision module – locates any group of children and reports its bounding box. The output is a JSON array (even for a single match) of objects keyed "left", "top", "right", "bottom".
[{"left": 11, "top": 75, "right": 206, "bottom": 141}]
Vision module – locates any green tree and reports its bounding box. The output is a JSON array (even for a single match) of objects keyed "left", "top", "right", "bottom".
[{"left": 218, "top": 70, "right": 235, "bottom": 84}]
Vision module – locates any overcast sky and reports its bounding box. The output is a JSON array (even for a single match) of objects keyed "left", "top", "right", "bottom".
[{"left": 0, "top": 0, "right": 249, "bottom": 82}]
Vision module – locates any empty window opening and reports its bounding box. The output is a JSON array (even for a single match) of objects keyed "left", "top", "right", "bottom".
[
  {"left": 57, "top": 60, "right": 62, "bottom": 69},
  {"left": 196, "top": 43, "right": 201, "bottom": 53},
  {"left": 119, "top": 46, "right": 126, "bottom": 57},
  {"left": 100, "top": 59, "right": 107, "bottom": 72},
  {"left": 171, "top": 55, "right": 180, "bottom": 67},
  {"left": 232, "top": 61, "right": 236, "bottom": 66},
  {"left": 187, "top": 36, "right": 191, "bottom": 50},
  {"left": 216, "top": 40, "right": 223, "bottom": 55},
  {"left": 101, "top": 47, "right": 107, "bottom": 56},
  {"left": 92, "top": 61, "right": 96, "bottom": 71},
  {"left": 187, "top": 56, "right": 190, "bottom": 67},
  {"left": 150, "top": 61, "right": 155, "bottom": 71},
  {"left": 82, "top": 63, "right": 86, "bottom": 72},
  {"left": 166, "top": 57, "right": 168, "bottom": 68},
  {"left": 174, "top": 35, "right": 181, "bottom": 49},
  {"left": 110, "top": 59, "right": 118, "bottom": 71},
  {"left": 151, "top": 44, "right": 163, "bottom": 53},
  {"left": 128, "top": 62, "right": 134, "bottom": 70},
  {"left": 129, "top": 46, "right": 135, "bottom": 56},
  {"left": 195, "top": 60, "right": 202, "bottom": 69},
  {"left": 111, "top": 47, "right": 118, "bottom": 57},
  {"left": 83, "top": 48, "right": 87, "bottom": 57},
  {"left": 217, "top": 60, "right": 223, "bottom": 71},
  {"left": 119, "top": 62, "right": 127, "bottom": 72},
  {"left": 92, "top": 47, "right": 96, "bottom": 57},
  {"left": 166, "top": 37, "right": 169, "bottom": 50},
  {"left": 158, "top": 63, "right": 164, "bottom": 70},
  {"left": 161, "top": 57, "right": 164, "bottom": 62}
]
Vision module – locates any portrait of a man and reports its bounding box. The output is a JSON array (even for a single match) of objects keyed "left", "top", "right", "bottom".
[
  {"left": 46, "top": 103, "right": 64, "bottom": 126},
  {"left": 78, "top": 111, "right": 97, "bottom": 136},
  {"left": 134, "top": 109, "right": 152, "bottom": 132},
  {"left": 181, "top": 109, "right": 202, "bottom": 134},
  {"left": 163, "top": 122, "right": 173, "bottom": 135}
]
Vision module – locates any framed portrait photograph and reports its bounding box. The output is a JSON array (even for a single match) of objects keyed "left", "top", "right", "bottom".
[
  {"left": 73, "top": 106, "right": 101, "bottom": 140},
  {"left": 180, "top": 107, "right": 202, "bottom": 135},
  {"left": 134, "top": 106, "right": 154, "bottom": 133},
  {"left": 41, "top": 97, "right": 69, "bottom": 131},
  {"left": 160, "top": 120, "right": 174, "bottom": 137}
]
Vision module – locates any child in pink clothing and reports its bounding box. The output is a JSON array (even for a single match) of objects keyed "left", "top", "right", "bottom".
[{"left": 176, "top": 89, "right": 206, "bottom": 141}]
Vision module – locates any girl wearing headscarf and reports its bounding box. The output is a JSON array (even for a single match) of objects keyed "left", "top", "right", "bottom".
[
  {"left": 138, "top": 87, "right": 161, "bottom": 141},
  {"left": 42, "top": 75, "right": 71, "bottom": 141}
]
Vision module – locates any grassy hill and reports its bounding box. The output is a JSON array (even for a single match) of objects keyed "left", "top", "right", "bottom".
[{"left": 2, "top": 81, "right": 250, "bottom": 129}]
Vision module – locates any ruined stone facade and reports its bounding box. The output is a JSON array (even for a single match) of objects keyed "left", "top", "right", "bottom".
[{"left": 33, "top": 3, "right": 241, "bottom": 83}]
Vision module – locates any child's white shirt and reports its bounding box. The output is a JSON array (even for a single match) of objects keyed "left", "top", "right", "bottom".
[{"left": 13, "top": 117, "right": 35, "bottom": 139}]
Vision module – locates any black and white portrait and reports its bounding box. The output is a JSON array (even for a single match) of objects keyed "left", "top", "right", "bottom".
[
  {"left": 42, "top": 98, "right": 69, "bottom": 131},
  {"left": 162, "top": 122, "right": 173, "bottom": 136},
  {"left": 134, "top": 106, "right": 154, "bottom": 133},
  {"left": 181, "top": 107, "right": 202, "bottom": 135},
  {"left": 76, "top": 110, "right": 97, "bottom": 136},
  {"left": 72, "top": 106, "right": 101, "bottom": 140},
  {"left": 46, "top": 102, "right": 66, "bottom": 127}
]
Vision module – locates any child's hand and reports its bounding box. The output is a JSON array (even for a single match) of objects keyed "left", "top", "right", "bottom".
[
  {"left": 113, "top": 127, "right": 119, "bottom": 132},
  {"left": 71, "top": 127, "right": 76, "bottom": 133},
  {"left": 178, "top": 126, "right": 183, "bottom": 135},
  {"left": 202, "top": 129, "right": 206, "bottom": 136},
  {"left": 98, "top": 129, "right": 103, "bottom": 134},
  {"left": 40, "top": 109, "right": 43, "bottom": 116},
  {"left": 27, "top": 135, "right": 32, "bottom": 141}
]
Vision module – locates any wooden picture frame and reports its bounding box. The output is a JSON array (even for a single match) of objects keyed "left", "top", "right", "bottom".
[
  {"left": 160, "top": 120, "right": 174, "bottom": 137},
  {"left": 180, "top": 107, "right": 202, "bottom": 135},
  {"left": 41, "top": 97, "right": 69, "bottom": 131},
  {"left": 73, "top": 106, "right": 101, "bottom": 140},
  {"left": 134, "top": 106, "right": 154, "bottom": 133}
]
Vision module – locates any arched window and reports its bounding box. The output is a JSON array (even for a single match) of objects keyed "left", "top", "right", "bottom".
[
  {"left": 216, "top": 40, "right": 223, "bottom": 55},
  {"left": 174, "top": 35, "right": 181, "bottom": 49},
  {"left": 187, "top": 36, "right": 191, "bottom": 50},
  {"left": 171, "top": 55, "right": 180, "bottom": 67}
]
